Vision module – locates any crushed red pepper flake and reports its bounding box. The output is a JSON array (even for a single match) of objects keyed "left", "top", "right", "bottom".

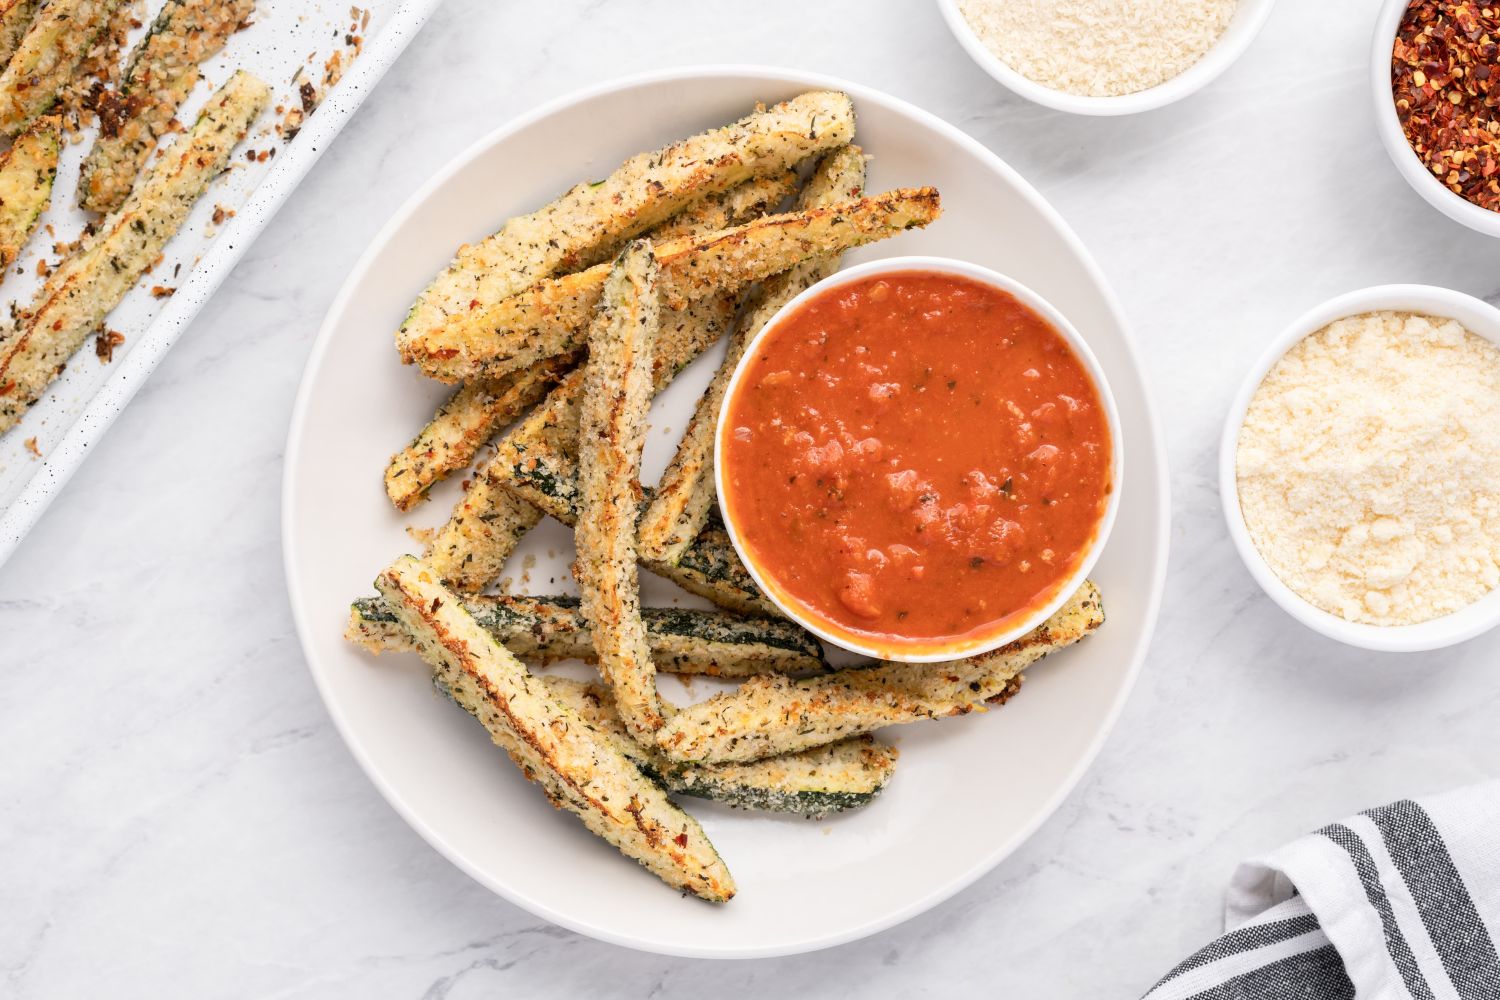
[
  {"left": 1393, "top": 2, "right": 1500, "bottom": 211},
  {"left": 23, "top": 436, "right": 39, "bottom": 458}
]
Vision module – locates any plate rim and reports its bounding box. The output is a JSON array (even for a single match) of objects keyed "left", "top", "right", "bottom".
[{"left": 281, "top": 63, "right": 1172, "bottom": 959}]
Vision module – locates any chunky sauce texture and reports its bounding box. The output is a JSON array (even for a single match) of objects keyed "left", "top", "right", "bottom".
[{"left": 721, "top": 271, "right": 1112, "bottom": 654}]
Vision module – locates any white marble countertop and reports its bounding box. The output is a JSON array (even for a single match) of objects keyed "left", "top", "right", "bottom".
[{"left": 5, "top": 0, "right": 1500, "bottom": 995}]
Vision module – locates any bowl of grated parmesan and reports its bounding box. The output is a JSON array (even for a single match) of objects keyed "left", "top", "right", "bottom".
[
  {"left": 937, "top": 0, "right": 1278, "bottom": 116},
  {"left": 1220, "top": 285, "right": 1500, "bottom": 652}
]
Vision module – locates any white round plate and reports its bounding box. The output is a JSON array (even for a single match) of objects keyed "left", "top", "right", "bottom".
[{"left": 283, "top": 66, "right": 1169, "bottom": 959}]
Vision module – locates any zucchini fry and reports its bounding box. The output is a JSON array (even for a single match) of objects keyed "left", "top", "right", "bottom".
[
  {"left": 656, "top": 582, "right": 1105, "bottom": 764},
  {"left": 387, "top": 173, "right": 793, "bottom": 515},
  {"left": 637, "top": 145, "right": 869, "bottom": 565},
  {"left": 423, "top": 476, "right": 543, "bottom": 593},
  {"left": 375, "top": 556, "right": 736, "bottom": 902},
  {"left": 648, "top": 171, "right": 797, "bottom": 242},
  {"left": 348, "top": 593, "right": 827, "bottom": 677},
  {"left": 0, "top": 0, "right": 43, "bottom": 73},
  {"left": 573, "top": 241, "right": 663, "bottom": 740},
  {"left": 648, "top": 519, "right": 778, "bottom": 618},
  {"left": 547, "top": 678, "right": 897, "bottom": 817},
  {"left": 0, "top": 71, "right": 269, "bottom": 433},
  {"left": 78, "top": 0, "right": 258, "bottom": 214},
  {"left": 384, "top": 352, "right": 577, "bottom": 512},
  {"left": 413, "top": 188, "right": 944, "bottom": 383},
  {"left": 0, "top": 0, "right": 124, "bottom": 139},
  {"left": 397, "top": 91, "right": 854, "bottom": 372},
  {"left": 0, "top": 114, "right": 59, "bottom": 279}
]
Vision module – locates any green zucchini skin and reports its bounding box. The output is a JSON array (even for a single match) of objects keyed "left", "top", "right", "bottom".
[
  {"left": 661, "top": 742, "right": 896, "bottom": 817},
  {"left": 348, "top": 593, "right": 826, "bottom": 677},
  {"left": 651, "top": 519, "right": 778, "bottom": 618}
]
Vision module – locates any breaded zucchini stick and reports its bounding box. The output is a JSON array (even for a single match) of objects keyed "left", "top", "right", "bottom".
[
  {"left": 656, "top": 582, "right": 1105, "bottom": 764},
  {"left": 637, "top": 145, "right": 868, "bottom": 565},
  {"left": 0, "top": 114, "right": 59, "bottom": 280},
  {"left": 0, "top": 70, "right": 268, "bottom": 433},
  {"left": 398, "top": 91, "right": 854, "bottom": 372},
  {"left": 385, "top": 175, "right": 793, "bottom": 513},
  {"left": 648, "top": 518, "right": 778, "bottom": 618},
  {"left": 648, "top": 171, "right": 797, "bottom": 242},
  {"left": 384, "top": 352, "right": 576, "bottom": 512},
  {"left": 0, "top": 0, "right": 43, "bottom": 72},
  {"left": 573, "top": 241, "right": 663, "bottom": 740},
  {"left": 0, "top": 0, "right": 124, "bottom": 139},
  {"left": 547, "top": 678, "right": 897, "bottom": 817},
  {"left": 423, "top": 474, "right": 543, "bottom": 593},
  {"left": 347, "top": 593, "right": 827, "bottom": 677},
  {"left": 413, "top": 188, "right": 944, "bottom": 383},
  {"left": 375, "top": 556, "right": 735, "bottom": 901},
  {"left": 78, "top": 0, "right": 258, "bottom": 214}
]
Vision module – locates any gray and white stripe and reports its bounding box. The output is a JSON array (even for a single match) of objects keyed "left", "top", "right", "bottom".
[{"left": 1143, "top": 784, "right": 1500, "bottom": 1000}]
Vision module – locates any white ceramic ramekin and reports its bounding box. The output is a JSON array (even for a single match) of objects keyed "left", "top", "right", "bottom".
[
  {"left": 1372, "top": 0, "right": 1500, "bottom": 238},
  {"left": 1221, "top": 284, "right": 1500, "bottom": 652},
  {"left": 935, "top": 0, "right": 1278, "bottom": 117},
  {"left": 715, "top": 256, "right": 1124, "bottom": 662}
]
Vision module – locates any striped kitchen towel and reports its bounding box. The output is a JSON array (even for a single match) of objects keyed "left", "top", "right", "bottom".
[{"left": 1143, "top": 782, "right": 1500, "bottom": 999}]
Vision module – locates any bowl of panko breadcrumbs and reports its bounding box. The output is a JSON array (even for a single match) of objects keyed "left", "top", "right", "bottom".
[
  {"left": 936, "top": 0, "right": 1279, "bottom": 115},
  {"left": 1374, "top": 0, "right": 1500, "bottom": 237}
]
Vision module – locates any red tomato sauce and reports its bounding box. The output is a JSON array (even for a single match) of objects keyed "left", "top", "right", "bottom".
[{"left": 719, "top": 270, "right": 1113, "bottom": 656}]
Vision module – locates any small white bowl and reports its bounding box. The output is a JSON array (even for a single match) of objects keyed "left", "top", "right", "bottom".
[
  {"left": 1220, "top": 284, "right": 1500, "bottom": 652},
  {"left": 935, "top": 0, "right": 1278, "bottom": 116},
  {"left": 715, "top": 256, "right": 1124, "bottom": 663},
  {"left": 1371, "top": 0, "right": 1500, "bottom": 238}
]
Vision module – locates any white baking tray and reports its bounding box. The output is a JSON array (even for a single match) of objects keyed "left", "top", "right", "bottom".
[{"left": 0, "top": 0, "right": 445, "bottom": 568}]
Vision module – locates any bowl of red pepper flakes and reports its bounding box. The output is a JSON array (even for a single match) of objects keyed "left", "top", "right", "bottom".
[{"left": 1375, "top": 0, "right": 1500, "bottom": 235}]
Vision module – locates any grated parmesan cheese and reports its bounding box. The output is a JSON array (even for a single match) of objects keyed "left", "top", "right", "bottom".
[
  {"left": 1236, "top": 312, "right": 1500, "bottom": 626},
  {"left": 957, "top": 0, "right": 1237, "bottom": 98}
]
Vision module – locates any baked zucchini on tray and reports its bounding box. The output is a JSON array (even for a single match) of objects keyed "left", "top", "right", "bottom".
[{"left": 348, "top": 93, "right": 1107, "bottom": 901}]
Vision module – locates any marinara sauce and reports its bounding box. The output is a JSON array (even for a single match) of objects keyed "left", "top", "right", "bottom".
[{"left": 719, "top": 270, "right": 1112, "bottom": 656}]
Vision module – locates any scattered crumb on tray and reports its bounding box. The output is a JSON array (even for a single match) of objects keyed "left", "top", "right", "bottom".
[{"left": 94, "top": 330, "right": 125, "bottom": 364}]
